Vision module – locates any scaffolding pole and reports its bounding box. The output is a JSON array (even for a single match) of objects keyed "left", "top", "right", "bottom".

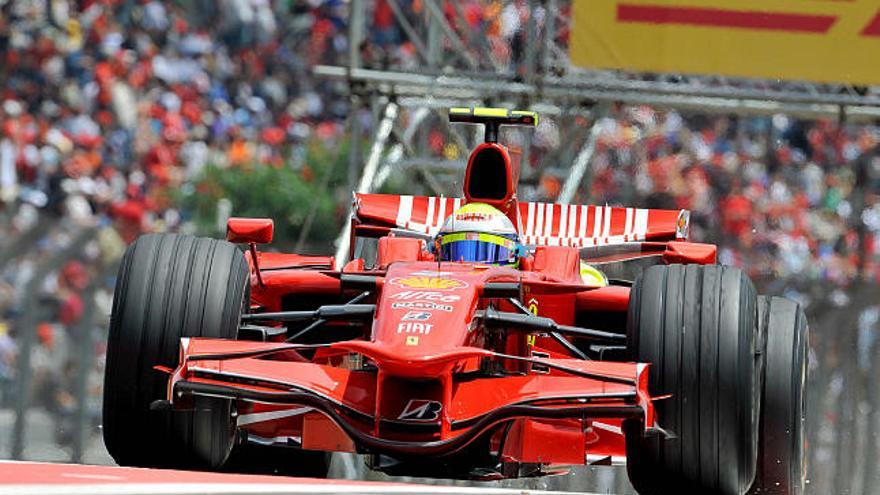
[
  {"left": 557, "top": 103, "right": 609, "bottom": 204},
  {"left": 334, "top": 102, "right": 399, "bottom": 267}
]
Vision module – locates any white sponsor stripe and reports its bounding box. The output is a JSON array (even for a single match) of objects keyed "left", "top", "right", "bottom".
[
  {"left": 602, "top": 206, "right": 612, "bottom": 239},
  {"left": 578, "top": 205, "right": 588, "bottom": 239},
  {"left": 535, "top": 202, "right": 545, "bottom": 237},
  {"left": 567, "top": 204, "right": 578, "bottom": 239},
  {"left": 558, "top": 204, "right": 568, "bottom": 241},
  {"left": 624, "top": 207, "right": 633, "bottom": 242},
  {"left": 396, "top": 195, "right": 413, "bottom": 229},
  {"left": 237, "top": 407, "right": 312, "bottom": 426},
  {"left": 452, "top": 197, "right": 462, "bottom": 211},
  {"left": 635, "top": 208, "right": 649, "bottom": 240},
  {"left": 518, "top": 204, "right": 650, "bottom": 247},
  {"left": 526, "top": 202, "right": 536, "bottom": 236},
  {"left": 543, "top": 203, "right": 554, "bottom": 237},
  {"left": 425, "top": 196, "right": 436, "bottom": 232}
]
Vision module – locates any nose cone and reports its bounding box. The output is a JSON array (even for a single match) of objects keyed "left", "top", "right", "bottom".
[{"left": 372, "top": 264, "right": 480, "bottom": 359}]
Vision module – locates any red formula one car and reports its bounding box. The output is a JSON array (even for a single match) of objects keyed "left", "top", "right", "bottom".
[{"left": 102, "top": 108, "right": 808, "bottom": 495}]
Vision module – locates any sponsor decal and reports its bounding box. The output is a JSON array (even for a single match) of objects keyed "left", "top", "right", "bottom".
[
  {"left": 402, "top": 311, "right": 432, "bottom": 321},
  {"left": 398, "top": 400, "right": 443, "bottom": 421},
  {"left": 455, "top": 212, "right": 490, "bottom": 222},
  {"left": 676, "top": 210, "right": 690, "bottom": 239},
  {"left": 390, "top": 276, "right": 468, "bottom": 291},
  {"left": 391, "top": 301, "right": 454, "bottom": 312},
  {"left": 390, "top": 291, "right": 461, "bottom": 303},
  {"left": 410, "top": 270, "right": 456, "bottom": 277},
  {"left": 406, "top": 336, "right": 420, "bottom": 346},
  {"left": 397, "top": 322, "right": 433, "bottom": 335},
  {"left": 527, "top": 297, "right": 539, "bottom": 315}
]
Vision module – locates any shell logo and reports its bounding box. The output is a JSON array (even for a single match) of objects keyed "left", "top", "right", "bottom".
[
  {"left": 676, "top": 210, "right": 690, "bottom": 239},
  {"left": 390, "top": 276, "right": 468, "bottom": 291}
]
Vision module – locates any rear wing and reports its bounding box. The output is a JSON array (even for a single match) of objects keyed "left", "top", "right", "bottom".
[{"left": 353, "top": 193, "right": 689, "bottom": 247}]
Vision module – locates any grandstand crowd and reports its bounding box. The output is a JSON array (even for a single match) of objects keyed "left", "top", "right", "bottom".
[
  {"left": 552, "top": 108, "right": 880, "bottom": 286},
  {"left": 0, "top": 0, "right": 879, "bottom": 463}
]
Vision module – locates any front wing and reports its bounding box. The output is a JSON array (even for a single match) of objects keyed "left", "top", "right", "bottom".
[{"left": 167, "top": 338, "right": 655, "bottom": 465}]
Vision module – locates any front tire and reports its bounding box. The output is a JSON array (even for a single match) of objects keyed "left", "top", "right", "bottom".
[
  {"left": 102, "top": 233, "right": 249, "bottom": 469},
  {"left": 625, "top": 264, "right": 760, "bottom": 495}
]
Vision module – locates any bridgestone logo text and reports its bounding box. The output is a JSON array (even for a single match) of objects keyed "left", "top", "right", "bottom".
[{"left": 398, "top": 400, "right": 443, "bottom": 421}]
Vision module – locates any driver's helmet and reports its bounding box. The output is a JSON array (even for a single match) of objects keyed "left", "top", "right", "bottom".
[{"left": 436, "top": 203, "right": 520, "bottom": 265}]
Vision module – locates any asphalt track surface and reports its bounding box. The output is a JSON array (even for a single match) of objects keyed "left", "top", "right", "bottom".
[{"left": 0, "top": 461, "right": 590, "bottom": 495}]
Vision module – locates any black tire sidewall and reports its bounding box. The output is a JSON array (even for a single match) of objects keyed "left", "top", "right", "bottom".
[
  {"left": 102, "top": 233, "right": 249, "bottom": 468},
  {"left": 625, "top": 264, "right": 759, "bottom": 495},
  {"left": 752, "top": 296, "right": 808, "bottom": 495}
]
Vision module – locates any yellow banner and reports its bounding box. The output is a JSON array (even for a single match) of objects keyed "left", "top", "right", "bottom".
[{"left": 570, "top": 0, "right": 880, "bottom": 85}]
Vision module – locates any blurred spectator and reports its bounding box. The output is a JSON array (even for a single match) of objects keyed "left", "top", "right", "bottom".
[
  {"left": 2, "top": 2, "right": 880, "bottom": 349},
  {"left": 0, "top": 0, "right": 351, "bottom": 452},
  {"left": 0, "top": 321, "right": 16, "bottom": 406},
  {"left": 532, "top": 106, "right": 880, "bottom": 285}
]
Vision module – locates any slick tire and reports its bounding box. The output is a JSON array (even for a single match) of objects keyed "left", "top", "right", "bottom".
[
  {"left": 750, "top": 296, "right": 809, "bottom": 495},
  {"left": 625, "top": 264, "right": 759, "bottom": 495},
  {"left": 102, "top": 233, "right": 249, "bottom": 469}
]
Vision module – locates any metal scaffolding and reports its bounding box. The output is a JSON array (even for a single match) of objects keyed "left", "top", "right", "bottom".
[{"left": 321, "top": 0, "right": 880, "bottom": 264}]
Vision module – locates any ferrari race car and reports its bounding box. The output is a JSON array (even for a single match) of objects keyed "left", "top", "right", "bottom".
[{"left": 102, "top": 108, "right": 808, "bottom": 495}]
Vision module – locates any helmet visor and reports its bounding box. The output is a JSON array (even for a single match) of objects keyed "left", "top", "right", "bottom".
[{"left": 438, "top": 232, "right": 518, "bottom": 265}]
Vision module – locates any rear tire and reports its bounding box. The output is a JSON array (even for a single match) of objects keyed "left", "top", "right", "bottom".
[
  {"left": 625, "top": 264, "right": 759, "bottom": 495},
  {"left": 750, "top": 296, "right": 808, "bottom": 495},
  {"left": 102, "top": 233, "right": 249, "bottom": 469}
]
